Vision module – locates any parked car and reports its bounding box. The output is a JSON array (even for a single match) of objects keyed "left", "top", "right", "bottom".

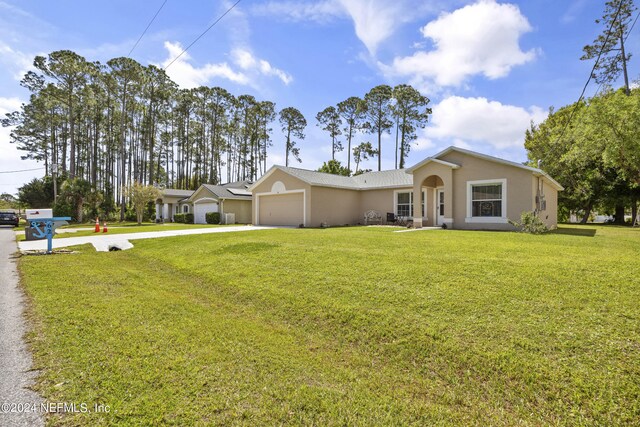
[{"left": 0, "top": 211, "right": 19, "bottom": 227}]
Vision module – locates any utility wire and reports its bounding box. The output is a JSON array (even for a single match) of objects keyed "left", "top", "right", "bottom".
[
  {"left": 556, "top": 0, "right": 625, "bottom": 144},
  {"left": 163, "top": 0, "right": 242, "bottom": 70},
  {"left": 128, "top": 0, "right": 168, "bottom": 57},
  {"left": 625, "top": 9, "right": 640, "bottom": 42},
  {"left": 592, "top": 9, "right": 638, "bottom": 97},
  {"left": 0, "top": 167, "right": 45, "bottom": 174}
]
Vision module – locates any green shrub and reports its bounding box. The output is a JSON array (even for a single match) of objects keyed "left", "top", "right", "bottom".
[
  {"left": 124, "top": 207, "right": 137, "bottom": 222},
  {"left": 184, "top": 213, "right": 194, "bottom": 224},
  {"left": 174, "top": 213, "right": 186, "bottom": 223},
  {"left": 52, "top": 200, "right": 74, "bottom": 219},
  {"left": 206, "top": 212, "right": 220, "bottom": 224},
  {"left": 509, "top": 211, "right": 549, "bottom": 234}
]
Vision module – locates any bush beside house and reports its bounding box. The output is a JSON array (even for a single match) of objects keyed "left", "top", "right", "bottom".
[
  {"left": 174, "top": 213, "right": 194, "bottom": 224},
  {"left": 206, "top": 212, "right": 220, "bottom": 224}
]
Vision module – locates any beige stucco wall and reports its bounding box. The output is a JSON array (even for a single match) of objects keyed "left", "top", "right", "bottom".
[
  {"left": 253, "top": 155, "right": 560, "bottom": 229},
  {"left": 538, "top": 179, "right": 558, "bottom": 229},
  {"left": 421, "top": 151, "right": 538, "bottom": 230},
  {"left": 222, "top": 199, "right": 252, "bottom": 224},
  {"left": 252, "top": 169, "right": 311, "bottom": 225},
  {"left": 361, "top": 188, "right": 405, "bottom": 220},
  {"left": 411, "top": 161, "right": 454, "bottom": 228},
  {"left": 309, "top": 187, "right": 361, "bottom": 226}
]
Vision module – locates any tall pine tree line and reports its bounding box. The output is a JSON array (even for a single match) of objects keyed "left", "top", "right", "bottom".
[{"left": 4, "top": 50, "right": 278, "bottom": 214}]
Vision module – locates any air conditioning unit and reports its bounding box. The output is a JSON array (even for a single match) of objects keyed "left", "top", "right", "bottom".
[{"left": 224, "top": 213, "right": 235, "bottom": 225}]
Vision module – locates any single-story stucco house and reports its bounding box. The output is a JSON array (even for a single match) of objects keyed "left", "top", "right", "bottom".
[
  {"left": 155, "top": 181, "right": 252, "bottom": 224},
  {"left": 248, "top": 146, "right": 563, "bottom": 230}
]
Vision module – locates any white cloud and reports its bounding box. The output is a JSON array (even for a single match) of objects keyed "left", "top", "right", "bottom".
[
  {"left": 419, "top": 96, "right": 547, "bottom": 150},
  {"left": 160, "top": 41, "right": 249, "bottom": 88},
  {"left": 250, "top": 0, "right": 459, "bottom": 55},
  {"left": 561, "top": 0, "right": 588, "bottom": 24},
  {"left": 250, "top": 0, "right": 344, "bottom": 23},
  {"left": 231, "top": 48, "right": 293, "bottom": 85},
  {"left": 386, "top": 0, "right": 536, "bottom": 88},
  {"left": 337, "top": 0, "right": 408, "bottom": 54},
  {"left": 0, "top": 96, "right": 43, "bottom": 195},
  {"left": 0, "top": 42, "right": 34, "bottom": 80},
  {"left": 160, "top": 42, "right": 293, "bottom": 89}
]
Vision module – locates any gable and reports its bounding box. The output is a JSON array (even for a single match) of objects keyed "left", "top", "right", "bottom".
[
  {"left": 188, "top": 185, "right": 218, "bottom": 203},
  {"left": 251, "top": 167, "right": 310, "bottom": 194},
  {"left": 435, "top": 147, "right": 563, "bottom": 191}
]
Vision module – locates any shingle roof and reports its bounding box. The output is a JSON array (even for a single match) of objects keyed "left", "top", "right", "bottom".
[
  {"left": 222, "top": 180, "right": 253, "bottom": 189},
  {"left": 161, "top": 189, "right": 195, "bottom": 198},
  {"left": 352, "top": 169, "right": 413, "bottom": 188},
  {"left": 200, "top": 184, "right": 252, "bottom": 200},
  {"left": 251, "top": 146, "right": 564, "bottom": 192},
  {"left": 271, "top": 166, "right": 412, "bottom": 190}
]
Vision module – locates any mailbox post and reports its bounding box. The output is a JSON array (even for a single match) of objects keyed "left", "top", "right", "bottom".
[{"left": 25, "top": 209, "right": 71, "bottom": 254}]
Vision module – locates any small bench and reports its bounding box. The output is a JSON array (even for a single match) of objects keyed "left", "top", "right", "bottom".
[{"left": 364, "top": 210, "right": 383, "bottom": 225}]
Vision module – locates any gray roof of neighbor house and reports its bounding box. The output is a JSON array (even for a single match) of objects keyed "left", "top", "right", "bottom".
[
  {"left": 221, "top": 180, "right": 253, "bottom": 189},
  {"left": 188, "top": 184, "right": 253, "bottom": 202},
  {"left": 161, "top": 189, "right": 194, "bottom": 198}
]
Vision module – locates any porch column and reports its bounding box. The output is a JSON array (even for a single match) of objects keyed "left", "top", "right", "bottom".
[
  {"left": 443, "top": 170, "right": 454, "bottom": 229},
  {"left": 412, "top": 184, "right": 423, "bottom": 228},
  {"left": 155, "top": 203, "right": 161, "bottom": 222},
  {"left": 163, "top": 203, "right": 169, "bottom": 222}
]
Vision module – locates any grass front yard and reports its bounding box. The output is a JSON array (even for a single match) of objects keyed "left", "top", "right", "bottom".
[
  {"left": 16, "top": 222, "right": 226, "bottom": 241},
  {"left": 19, "top": 225, "right": 640, "bottom": 425}
]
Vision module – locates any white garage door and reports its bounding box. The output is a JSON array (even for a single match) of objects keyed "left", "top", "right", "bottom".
[
  {"left": 258, "top": 193, "right": 304, "bottom": 226},
  {"left": 194, "top": 201, "right": 218, "bottom": 224}
]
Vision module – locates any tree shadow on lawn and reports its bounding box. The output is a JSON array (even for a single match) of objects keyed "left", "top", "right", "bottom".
[{"left": 552, "top": 227, "right": 597, "bottom": 237}]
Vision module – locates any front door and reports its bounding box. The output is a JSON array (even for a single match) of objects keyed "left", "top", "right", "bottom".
[{"left": 436, "top": 189, "right": 445, "bottom": 225}]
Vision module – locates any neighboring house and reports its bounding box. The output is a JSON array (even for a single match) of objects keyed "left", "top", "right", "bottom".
[
  {"left": 249, "top": 146, "right": 563, "bottom": 230},
  {"left": 156, "top": 181, "right": 252, "bottom": 224},
  {"left": 155, "top": 189, "right": 194, "bottom": 222}
]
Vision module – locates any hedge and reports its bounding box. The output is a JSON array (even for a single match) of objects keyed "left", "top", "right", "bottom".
[
  {"left": 206, "top": 212, "right": 220, "bottom": 224},
  {"left": 174, "top": 213, "right": 194, "bottom": 224}
]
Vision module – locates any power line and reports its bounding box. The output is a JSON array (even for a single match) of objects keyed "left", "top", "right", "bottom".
[
  {"left": 624, "top": 9, "right": 640, "bottom": 42},
  {"left": 556, "top": 0, "right": 625, "bottom": 144},
  {"left": 0, "top": 167, "right": 45, "bottom": 174},
  {"left": 593, "top": 9, "right": 638, "bottom": 97},
  {"left": 128, "top": 0, "right": 168, "bottom": 57},
  {"left": 164, "top": 0, "right": 242, "bottom": 71}
]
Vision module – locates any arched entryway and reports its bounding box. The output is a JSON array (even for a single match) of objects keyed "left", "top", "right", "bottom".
[
  {"left": 420, "top": 175, "right": 445, "bottom": 227},
  {"left": 407, "top": 158, "right": 458, "bottom": 228}
]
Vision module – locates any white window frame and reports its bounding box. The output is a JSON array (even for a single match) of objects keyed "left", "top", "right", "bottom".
[
  {"left": 182, "top": 204, "right": 190, "bottom": 214},
  {"left": 465, "top": 179, "right": 508, "bottom": 224},
  {"left": 393, "top": 189, "right": 426, "bottom": 219}
]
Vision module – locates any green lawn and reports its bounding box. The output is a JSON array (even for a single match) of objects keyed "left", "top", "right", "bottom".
[
  {"left": 16, "top": 223, "right": 225, "bottom": 241},
  {"left": 19, "top": 225, "right": 640, "bottom": 425}
]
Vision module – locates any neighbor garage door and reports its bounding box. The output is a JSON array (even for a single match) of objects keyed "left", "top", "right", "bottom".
[
  {"left": 258, "top": 193, "right": 303, "bottom": 226},
  {"left": 194, "top": 201, "right": 218, "bottom": 224}
]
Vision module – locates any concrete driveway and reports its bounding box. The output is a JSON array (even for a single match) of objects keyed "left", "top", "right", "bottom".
[
  {"left": 0, "top": 226, "right": 43, "bottom": 427},
  {"left": 17, "top": 225, "right": 280, "bottom": 252}
]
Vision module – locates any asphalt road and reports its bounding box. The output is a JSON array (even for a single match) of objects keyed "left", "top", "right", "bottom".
[{"left": 0, "top": 226, "right": 43, "bottom": 427}]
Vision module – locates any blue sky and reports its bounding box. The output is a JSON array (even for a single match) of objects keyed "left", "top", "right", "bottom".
[{"left": 1, "top": 0, "right": 637, "bottom": 195}]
